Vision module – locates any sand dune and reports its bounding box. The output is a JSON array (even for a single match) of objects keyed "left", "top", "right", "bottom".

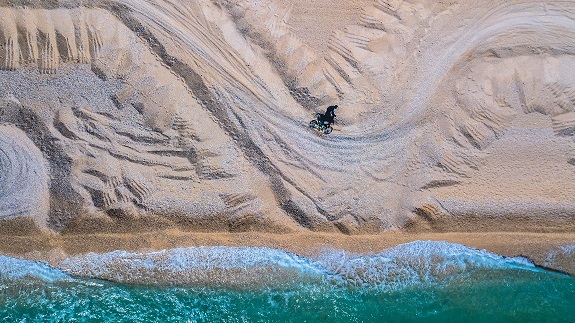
[{"left": 0, "top": 0, "right": 574, "bottom": 237}]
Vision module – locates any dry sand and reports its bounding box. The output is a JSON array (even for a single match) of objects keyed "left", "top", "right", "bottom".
[{"left": 278, "top": 0, "right": 373, "bottom": 54}]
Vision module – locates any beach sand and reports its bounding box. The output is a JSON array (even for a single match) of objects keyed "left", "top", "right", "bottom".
[{"left": 0, "top": 0, "right": 574, "bottom": 278}]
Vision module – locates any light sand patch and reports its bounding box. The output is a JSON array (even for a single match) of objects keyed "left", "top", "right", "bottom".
[{"left": 279, "top": 0, "right": 372, "bottom": 54}]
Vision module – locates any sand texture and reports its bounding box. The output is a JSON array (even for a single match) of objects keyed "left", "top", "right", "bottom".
[{"left": 0, "top": 0, "right": 574, "bottom": 241}]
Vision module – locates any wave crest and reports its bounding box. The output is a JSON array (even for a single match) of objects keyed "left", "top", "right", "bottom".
[
  {"left": 0, "top": 255, "right": 69, "bottom": 282},
  {"left": 59, "top": 247, "right": 327, "bottom": 288},
  {"left": 1, "top": 241, "right": 545, "bottom": 290},
  {"left": 317, "top": 241, "right": 537, "bottom": 289}
]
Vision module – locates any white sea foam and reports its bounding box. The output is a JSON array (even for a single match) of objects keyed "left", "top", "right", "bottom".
[
  {"left": 315, "top": 241, "right": 540, "bottom": 290},
  {"left": 544, "top": 244, "right": 575, "bottom": 273},
  {"left": 1, "top": 241, "right": 544, "bottom": 289},
  {"left": 0, "top": 255, "right": 69, "bottom": 282},
  {"left": 59, "top": 247, "right": 328, "bottom": 287}
]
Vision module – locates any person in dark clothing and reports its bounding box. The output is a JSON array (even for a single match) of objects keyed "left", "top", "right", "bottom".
[{"left": 318, "top": 105, "right": 338, "bottom": 125}]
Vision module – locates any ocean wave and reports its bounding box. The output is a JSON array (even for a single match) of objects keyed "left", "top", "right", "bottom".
[
  {"left": 1, "top": 242, "right": 573, "bottom": 322},
  {"left": 56, "top": 241, "right": 543, "bottom": 289},
  {"left": 0, "top": 255, "right": 70, "bottom": 282},
  {"left": 1, "top": 241, "right": 547, "bottom": 290},
  {"left": 545, "top": 244, "right": 575, "bottom": 274},
  {"left": 316, "top": 241, "right": 540, "bottom": 290},
  {"left": 59, "top": 247, "right": 328, "bottom": 288}
]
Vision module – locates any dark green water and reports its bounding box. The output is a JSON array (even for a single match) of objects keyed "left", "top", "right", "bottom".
[{"left": 1, "top": 241, "right": 574, "bottom": 322}]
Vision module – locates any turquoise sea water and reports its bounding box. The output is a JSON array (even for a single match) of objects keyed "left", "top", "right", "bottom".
[{"left": 1, "top": 241, "right": 574, "bottom": 322}]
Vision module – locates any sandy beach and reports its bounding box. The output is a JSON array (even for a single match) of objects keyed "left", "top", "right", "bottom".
[
  {"left": 1, "top": 2, "right": 575, "bottom": 320},
  {"left": 0, "top": 0, "right": 574, "bottom": 282}
]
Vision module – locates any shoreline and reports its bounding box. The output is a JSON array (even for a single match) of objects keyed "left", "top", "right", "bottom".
[{"left": 1, "top": 230, "right": 574, "bottom": 275}]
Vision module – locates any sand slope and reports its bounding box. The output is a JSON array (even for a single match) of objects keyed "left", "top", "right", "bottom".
[{"left": 0, "top": 0, "right": 574, "bottom": 235}]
